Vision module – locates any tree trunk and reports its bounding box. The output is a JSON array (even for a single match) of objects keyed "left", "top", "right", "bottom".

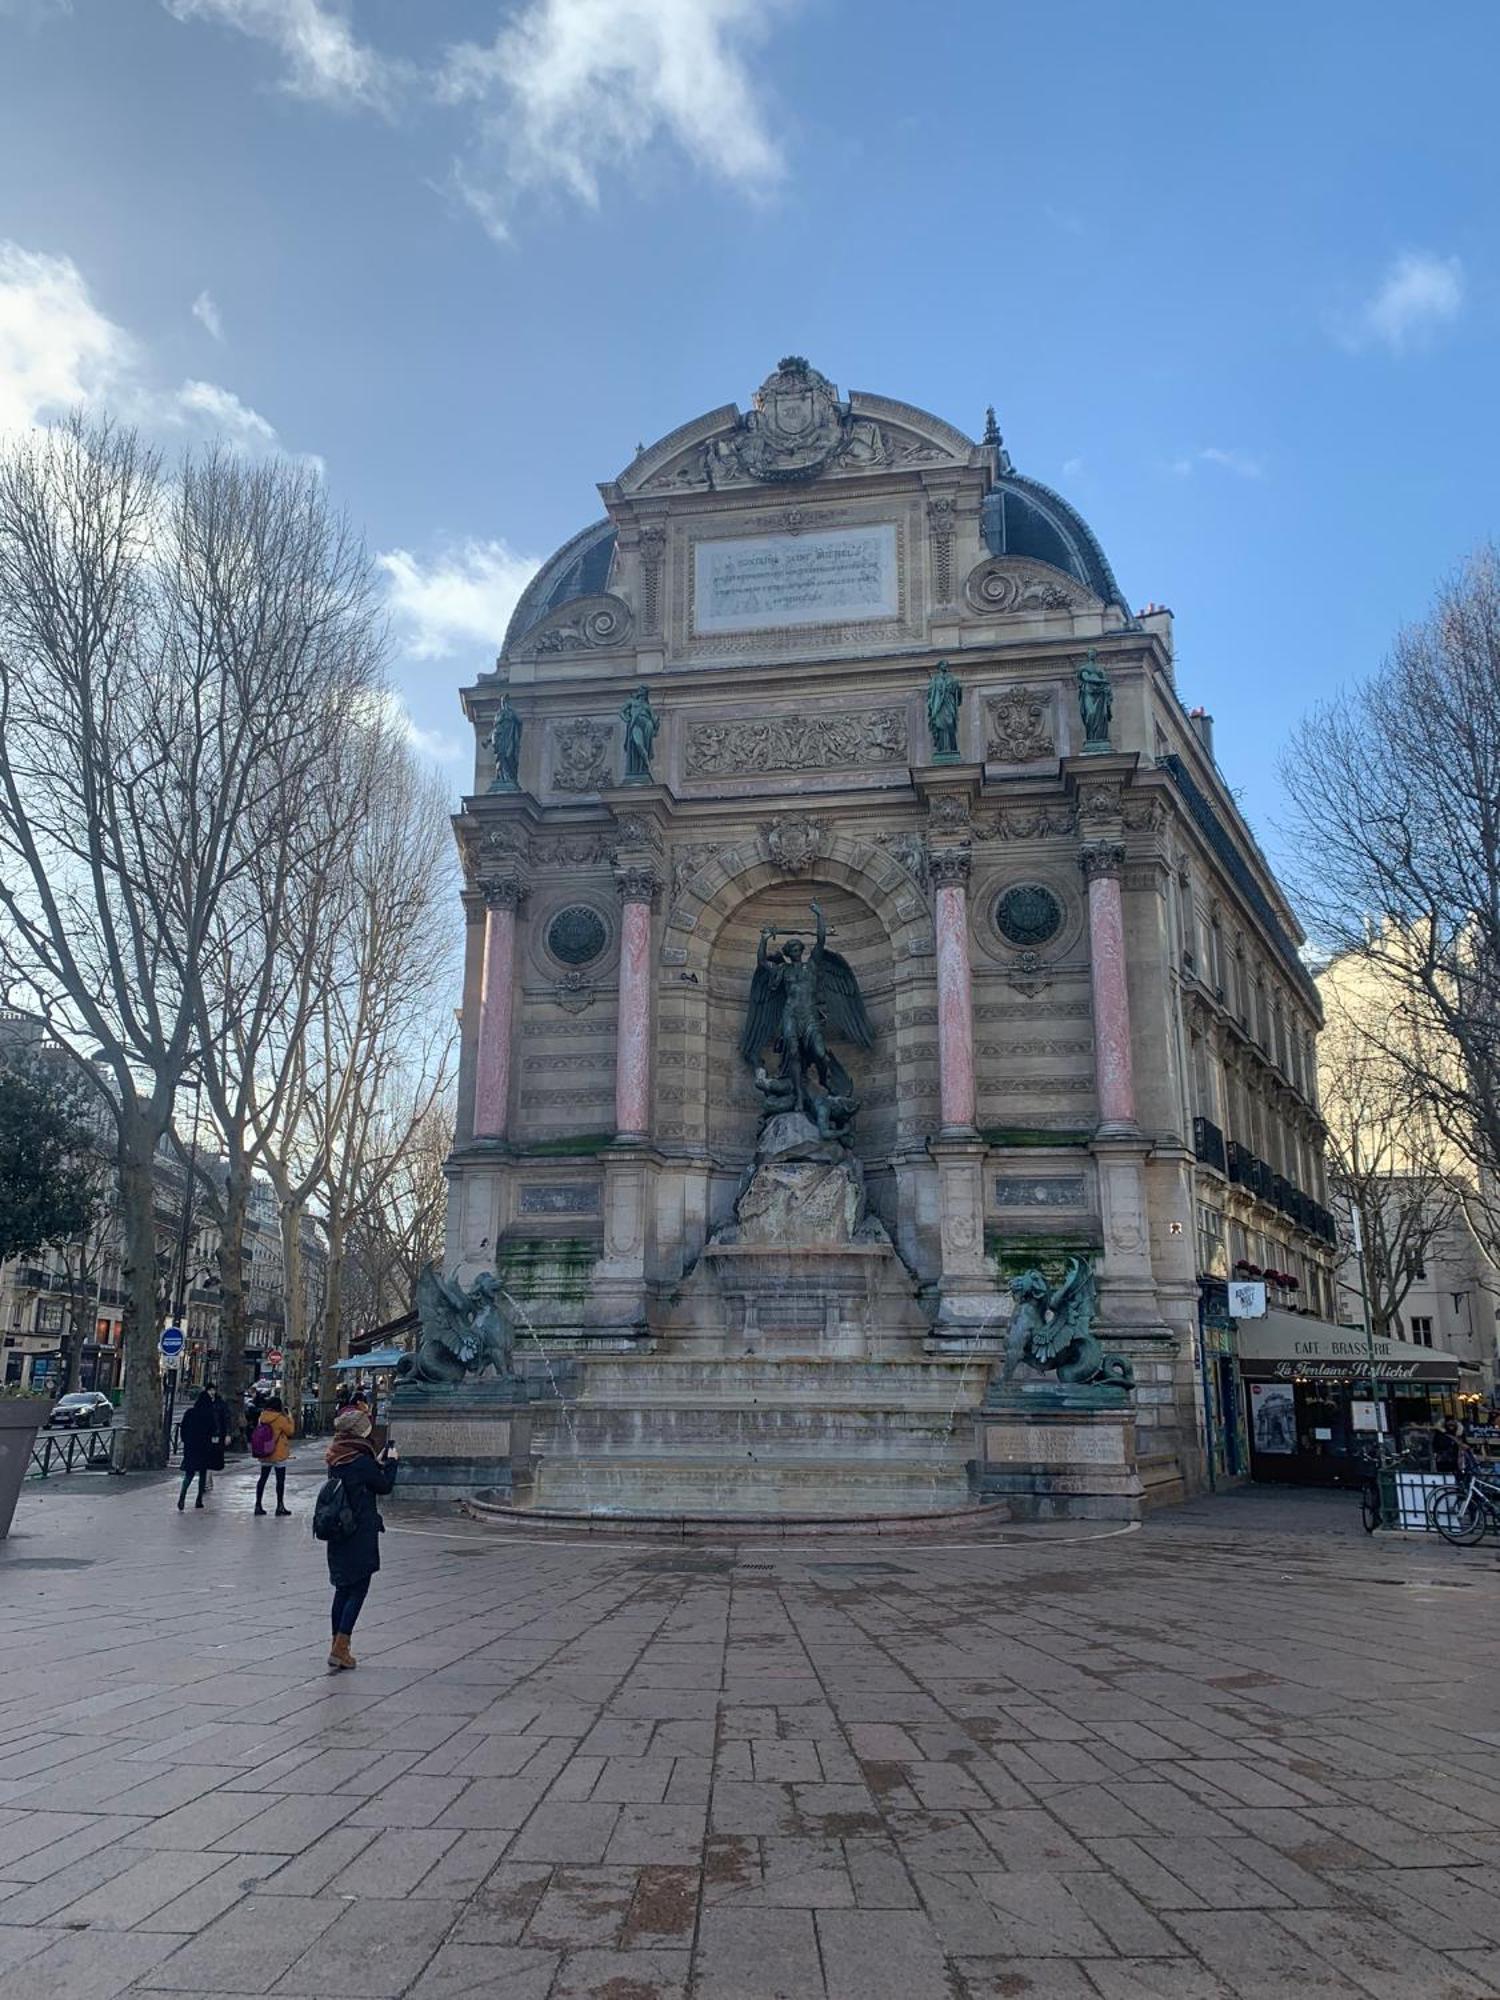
[
  {"left": 215, "top": 1153, "right": 253, "bottom": 1446},
  {"left": 278, "top": 1195, "right": 308, "bottom": 1432},
  {"left": 116, "top": 1107, "right": 167, "bottom": 1470},
  {"left": 318, "top": 1210, "right": 345, "bottom": 1429}
]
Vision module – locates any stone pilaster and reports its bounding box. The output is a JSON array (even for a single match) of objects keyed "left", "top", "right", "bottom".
[
  {"left": 929, "top": 843, "right": 978, "bottom": 1138},
  {"left": 612, "top": 864, "right": 660, "bottom": 1143},
  {"left": 1079, "top": 840, "right": 1136, "bottom": 1135},
  {"left": 472, "top": 875, "right": 526, "bottom": 1141}
]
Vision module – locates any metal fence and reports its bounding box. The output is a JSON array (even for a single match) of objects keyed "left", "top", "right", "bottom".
[{"left": 26, "top": 1425, "right": 130, "bottom": 1479}]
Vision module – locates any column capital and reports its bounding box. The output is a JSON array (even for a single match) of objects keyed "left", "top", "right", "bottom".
[
  {"left": 928, "top": 843, "right": 972, "bottom": 889},
  {"left": 479, "top": 874, "right": 528, "bottom": 912},
  {"left": 1079, "top": 841, "right": 1126, "bottom": 884},
  {"left": 614, "top": 864, "right": 662, "bottom": 907}
]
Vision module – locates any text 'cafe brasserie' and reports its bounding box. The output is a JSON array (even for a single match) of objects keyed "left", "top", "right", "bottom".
[{"left": 1236, "top": 1310, "right": 1472, "bottom": 1484}]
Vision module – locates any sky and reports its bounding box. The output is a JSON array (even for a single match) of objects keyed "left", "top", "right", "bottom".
[{"left": 1, "top": 0, "right": 1496, "bottom": 866}]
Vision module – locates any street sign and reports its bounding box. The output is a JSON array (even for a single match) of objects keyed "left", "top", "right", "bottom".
[
  {"left": 158, "top": 1325, "right": 186, "bottom": 1359},
  {"left": 266, "top": 1349, "right": 283, "bottom": 1368}
]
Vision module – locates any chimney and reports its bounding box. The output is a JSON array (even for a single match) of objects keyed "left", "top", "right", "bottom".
[{"left": 1188, "top": 706, "right": 1215, "bottom": 761}]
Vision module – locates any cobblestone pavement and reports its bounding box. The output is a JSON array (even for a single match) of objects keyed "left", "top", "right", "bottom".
[{"left": 2, "top": 1458, "right": 1498, "bottom": 1998}]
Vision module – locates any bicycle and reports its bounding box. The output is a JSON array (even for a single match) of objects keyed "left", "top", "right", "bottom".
[
  {"left": 1426, "top": 1459, "right": 1500, "bottom": 1546},
  {"left": 1354, "top": 1442, "right": 1405, "bottom": 1534}
]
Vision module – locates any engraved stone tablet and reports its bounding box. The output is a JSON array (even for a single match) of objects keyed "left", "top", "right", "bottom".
[{"left": 693, "top": 525, "right": 899, "bottom": 635}]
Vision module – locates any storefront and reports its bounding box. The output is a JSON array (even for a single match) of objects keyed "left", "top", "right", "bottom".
[{"left": 1237, "top": 1311, "right": 1461, "bottom": 1487}]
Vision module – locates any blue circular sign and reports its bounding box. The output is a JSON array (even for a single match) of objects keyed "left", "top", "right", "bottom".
[{"left": 159, "top": 1326, "right": 185, "bottom": 1358}]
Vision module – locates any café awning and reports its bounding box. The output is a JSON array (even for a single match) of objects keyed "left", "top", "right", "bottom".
[
  {"left": 332, "top": 1348, "right": 406, "bottom": 1372},
  {"left": 1236, "top": 1309, "right": 1460, "bottom": 1385}
]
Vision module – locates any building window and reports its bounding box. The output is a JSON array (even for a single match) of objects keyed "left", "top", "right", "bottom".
[
  {"left": 1197, "top": 1203, "right": 1227, "bottom": 1278},
  {"left": 1410, "top": 1316, "right": 1434, "bottom": 1348}
]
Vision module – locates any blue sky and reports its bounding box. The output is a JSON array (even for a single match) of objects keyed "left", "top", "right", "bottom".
[{"left": 1, "top": 0, "right": 1496, "bottom": 863}]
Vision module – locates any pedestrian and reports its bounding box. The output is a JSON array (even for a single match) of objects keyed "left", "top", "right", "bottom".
[
  {"left": 204, "top": 1380, "right": 229, "bottom": 1492},
  {"left": 320, "top": 1406, "right": 398, "bottom": 1672},
  {"left": 176, "top": 1388, "right": 216, "bottom": 1511},
  {"left": 250, "top": 1395, "right": 295, "bottom": 1516}
]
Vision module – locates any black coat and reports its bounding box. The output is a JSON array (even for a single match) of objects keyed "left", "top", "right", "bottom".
[
  {"left": 178, "top": 1397, "right": 217, "bottom": 1475},
  {"left": 324, "top": 1447, "right": 398, "bottom": 1588}
]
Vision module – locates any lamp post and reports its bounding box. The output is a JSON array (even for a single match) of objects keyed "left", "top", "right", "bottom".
[
  {"left": 1348, "top": 1200, "right": 1383, "bottom": 1438},
  {"left": 161, "top": 1070, "right": 204, "bottom": 1462}
]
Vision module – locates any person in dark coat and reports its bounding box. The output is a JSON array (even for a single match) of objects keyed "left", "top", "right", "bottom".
[
  {"left": 204, "top": 1382, "right": 229, "bottom": 1489},
  {"left": 323, "top": 1407, "right": 398, "bottom": 1671},
  {"left": 177, "top": 1389, "right": 217, "bottom": 1510}
]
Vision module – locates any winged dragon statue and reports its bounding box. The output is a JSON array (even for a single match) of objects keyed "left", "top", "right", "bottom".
[
  {"left": 737, "top": 901, "right": 873, "bottom": 1134},
  {"left": 394, "top": 1265, "right": 516, "bottom": 1387},
  {"left": 1001, "top": 1256, "right": 1133, "bottom": 1390}
]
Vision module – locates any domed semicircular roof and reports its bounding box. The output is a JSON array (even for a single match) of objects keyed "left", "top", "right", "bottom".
[{"left": 501, "top": 377, "right": 1125, "bottom": 654}]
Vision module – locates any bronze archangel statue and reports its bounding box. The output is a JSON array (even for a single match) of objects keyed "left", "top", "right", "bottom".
[{"left": 738, "top": 901, "right": 873, "bottom": 1123}]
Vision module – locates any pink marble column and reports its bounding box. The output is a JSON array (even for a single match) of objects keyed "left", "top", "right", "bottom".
[
  {"left": 614, "top": 867, "right": 659, "bottom": 1142},
  {"left": 472, "top": 878, "right": 523, "bottom": 1139},
  {"left": 1082, "top": 842, "right": 1137, "bottom": 1130},
  {"left": 930, "top": 846, "right": 977, "bottom": 1135}
]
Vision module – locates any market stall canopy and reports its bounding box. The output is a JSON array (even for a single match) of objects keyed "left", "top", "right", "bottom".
[
  {"left": 1236, "top": 1310, "right": 1460, "bottom": 1384},
  {"left": 332, "top": 1349, "right": 406, "bottom": 1372}
]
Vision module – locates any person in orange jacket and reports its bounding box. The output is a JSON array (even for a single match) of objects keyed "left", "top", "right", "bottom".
[{"left": 250, "top": 1396, "right": 295, "bottom": 1516}]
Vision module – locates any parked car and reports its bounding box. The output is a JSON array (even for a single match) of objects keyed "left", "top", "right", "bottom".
[{"left": 49, "top": 1391, "right": 113, "bottom": 1430}]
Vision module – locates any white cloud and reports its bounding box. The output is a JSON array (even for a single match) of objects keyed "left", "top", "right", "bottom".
[
  {"left": 1341, "top": 250, "right": 1466, "bottom": 355},
  {"left": 0, "top": 238, "right": 291, "bottom": 457},
  {"left": 1170, "top": 447, "right": 1266, "bottom": 481},
  {"left": 377, "top": 538, "right": 541, "bottom": 661},
  {"left": 160, "top": 0, "right": 400, "bottom": 111},
  {"left": 0, "top": 242, "right": 135, "bottom": 434},
  {"left": 191, "top": 289, "right": 225, "bottom": 341},
  {"left": 440, "top": 0, "right": 788, "bottom": 240},
  {"left": 172, "top": 378, "right": 277, "bottom": 446}
]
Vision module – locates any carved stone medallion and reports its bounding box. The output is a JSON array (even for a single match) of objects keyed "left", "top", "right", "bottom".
[
  {"left": 551, "top": 719, "right": 613, "bottom": 793},
  {"left": 995, "top": 884, "right": 1063, "bottom": 948},
  {"left": 546, "top": 906, "right": 608, "bottom": 967},
  {"left": 763, "top": 815, "right": 823, "bottom": 875},
  {"left": 985, "top": 687, "right": 1055, "bottom": 763}
]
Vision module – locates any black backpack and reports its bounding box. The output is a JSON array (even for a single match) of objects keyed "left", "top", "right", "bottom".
[{"left": 312, "top": 1472, "right": 358, "bottom": 1543}]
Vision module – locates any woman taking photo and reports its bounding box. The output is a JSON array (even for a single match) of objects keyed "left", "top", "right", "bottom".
[{"left": 319, "top": 1406, "right": 398, "bottom": 1671}]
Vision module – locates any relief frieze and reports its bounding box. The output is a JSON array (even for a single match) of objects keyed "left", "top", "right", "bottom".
[{"left": 684, "top": 707, "right": 907, "bottom": 777}]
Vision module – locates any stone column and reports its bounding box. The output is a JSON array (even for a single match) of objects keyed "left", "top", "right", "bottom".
[
  {"left": 1081, "top": 841, "right": 1137, "bottom": 1134},
  {"left": 930, "top": 844, "right": 977, "bottom": 1137},
  {"left": 613, "top": 865, "right": 659, "bottom": 1142},
  {"left": 472, "top": 877, "right": 525, "bottom": 1140}
]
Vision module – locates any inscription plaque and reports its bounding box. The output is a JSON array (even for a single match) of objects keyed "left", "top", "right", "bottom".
[{"left": 693, "top": 525, "right": 899, "bottom": 635}]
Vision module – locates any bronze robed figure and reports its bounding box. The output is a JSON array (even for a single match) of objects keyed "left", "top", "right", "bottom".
[{"left": 738, "top": 901, "right": 873, "bottom": 1124}]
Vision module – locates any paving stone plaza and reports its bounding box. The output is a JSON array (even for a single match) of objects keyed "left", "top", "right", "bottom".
[{"left": 2, "top": 1457, "right": 1498, "bottom": 2000}]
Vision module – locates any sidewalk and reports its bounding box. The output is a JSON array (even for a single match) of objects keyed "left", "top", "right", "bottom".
[{"left": 1, "top": 1458, "right": 1497, "bottom": 1999}]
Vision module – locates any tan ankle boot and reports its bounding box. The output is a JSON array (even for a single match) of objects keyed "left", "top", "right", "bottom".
[{"left": 327, "top": 1633, "right": 356, "bottom": 1671}]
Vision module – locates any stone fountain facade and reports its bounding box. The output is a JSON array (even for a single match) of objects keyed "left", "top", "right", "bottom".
[{"left": 434, "top": 361, "right": 1336, "bottom": 1520}]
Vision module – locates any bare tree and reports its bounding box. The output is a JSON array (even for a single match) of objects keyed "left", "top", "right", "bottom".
[
  {"left": 254, "top": 723, "right": 457, "bottom": 1423},
  {"left": 1317, "top": 974, "right": 1458, "bottom": 1337},
  {"left": 1283, "top": 545, "right": 1500, "bottom": 1267},
  {"left": 0, "top": 420, "right": 385, "bottom": 1465}
]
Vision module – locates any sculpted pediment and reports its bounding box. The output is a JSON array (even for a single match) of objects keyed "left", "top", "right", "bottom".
[
  {"left": 963, "top": 555, "right": 1100, "bottom": 618},
  {"left": 614, "top": 359, "right": 980, "bottom": 500},
  {"left": 516, "top": 593, "right": 633, "bottom": 660}
]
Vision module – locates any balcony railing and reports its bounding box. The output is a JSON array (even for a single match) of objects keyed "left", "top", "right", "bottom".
[
  {"left": 1216, "top": 1143, "right": 1337, "bottom": 1245},
  {"left": 1193, "top": 1116, "right": 1227, "bottom": 1174}
]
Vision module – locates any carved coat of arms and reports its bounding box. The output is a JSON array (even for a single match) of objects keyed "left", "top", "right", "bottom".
[
  {"left": 551, "top": 718, "right": 613, "bottom": 793},
  {"left": 707, "top": 358, "right": 888, "bottom": 486},
  {"left": 985, "top": 687, "right": 1055, "bottom": 764},
  {"left": 763, "top": 814, "right": 823, "bottom": 874}
]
